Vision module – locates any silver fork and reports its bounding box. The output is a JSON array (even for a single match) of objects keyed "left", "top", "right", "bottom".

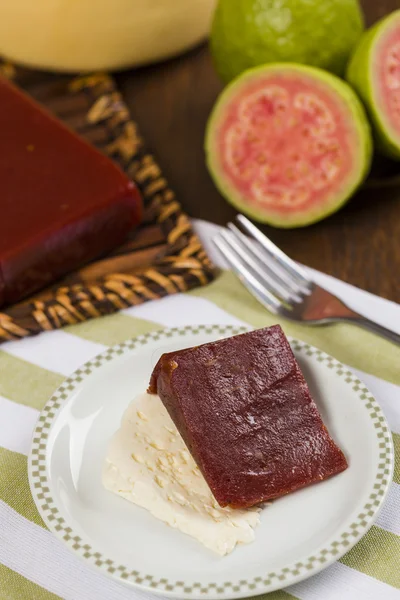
[{"left": 213, "top": 214, "right": 400, "bottom": 346}]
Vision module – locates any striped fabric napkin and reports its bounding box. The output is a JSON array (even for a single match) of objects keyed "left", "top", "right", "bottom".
[{"left": 0, "top": 220, "right": 399, "bottom": 600}]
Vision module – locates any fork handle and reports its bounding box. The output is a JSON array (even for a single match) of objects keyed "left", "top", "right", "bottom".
[{"left": 346, "top": 315, "right": 400, "bottom": 346}]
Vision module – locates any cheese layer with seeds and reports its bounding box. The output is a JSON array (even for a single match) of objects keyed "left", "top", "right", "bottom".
[{"left": 102, "top": 393, "right": 260, "bottom": 555}]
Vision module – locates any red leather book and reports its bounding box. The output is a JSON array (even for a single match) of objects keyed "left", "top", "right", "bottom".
[{"left": 0, "top": 77, "right": 142, "bottom": 306}]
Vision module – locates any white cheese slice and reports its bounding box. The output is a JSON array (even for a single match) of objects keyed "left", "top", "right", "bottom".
[{"left": 103, "top": 392, "right": 260, "bottom": 555}]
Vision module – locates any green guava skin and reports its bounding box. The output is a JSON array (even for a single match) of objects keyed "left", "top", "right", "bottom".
[
  {"left": 205, "top": 64, "right": 373, "bottom": 228},
  {"left": 210, "top": 0, "right": 364, "bottom": 84},
  {"left": 346, "top": 10, "right": 400, "bottom": 160}
]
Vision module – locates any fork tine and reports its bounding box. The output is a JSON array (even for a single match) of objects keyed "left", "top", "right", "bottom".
[
  {"left": 236, "top": 214, "right": 311, "bottom": 289},
  {"left": 227, "top": 223, "right": 305, "bottom": 301},
  {"left": 213, "top": 235, "right": 283, "bottom": 315},
  {"left": 220, "top": 229, "right": 301, "bottom": 304}
]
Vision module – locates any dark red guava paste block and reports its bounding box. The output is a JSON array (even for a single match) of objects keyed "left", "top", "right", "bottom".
[
  {"left": 0, "top": 77, "right": 142, "bottom": 306},
  {"left": 148, "top": 325, "right": 348, "bottom": 508}
]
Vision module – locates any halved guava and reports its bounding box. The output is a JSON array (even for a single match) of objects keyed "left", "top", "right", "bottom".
[
  {"left": 205, "top": 64, "right": 372, "bottom": 228},
  {"left": 347, "top": 10, "right": 400, "bottom": 159}
]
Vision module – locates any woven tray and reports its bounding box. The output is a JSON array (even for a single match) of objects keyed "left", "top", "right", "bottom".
[{"left": 0, "top": 64, "right": 216, "bottom": 343}]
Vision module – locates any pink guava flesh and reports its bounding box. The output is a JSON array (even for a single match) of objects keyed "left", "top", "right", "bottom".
[
  {"left": 375, "top": 21, "right": 400, "bottom": 135},
  {"left": 217, "top": 75, "right": 356, "bottom": 218}
]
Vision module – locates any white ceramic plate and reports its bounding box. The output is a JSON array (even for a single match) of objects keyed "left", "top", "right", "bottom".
[{"left": 28, "top": 325, "right": 393, "bottom": 599}]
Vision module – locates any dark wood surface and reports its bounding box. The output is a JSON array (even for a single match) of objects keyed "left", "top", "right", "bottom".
[{"left": 117, "top": 0, "right": 400, "bottom": 303}]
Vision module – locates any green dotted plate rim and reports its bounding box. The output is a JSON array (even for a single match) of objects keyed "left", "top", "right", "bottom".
[{"left": 28, "top": 324, "right": 394, "bottom": 599}]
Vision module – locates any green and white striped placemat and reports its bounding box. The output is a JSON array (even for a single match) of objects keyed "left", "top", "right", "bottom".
[{"left": 0, "top": 220, "right": 399, "bottom": 600}]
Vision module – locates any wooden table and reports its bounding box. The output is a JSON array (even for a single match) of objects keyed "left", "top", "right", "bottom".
[{"left": 118, "top": 0, "right": 400, "bottom": 303}]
